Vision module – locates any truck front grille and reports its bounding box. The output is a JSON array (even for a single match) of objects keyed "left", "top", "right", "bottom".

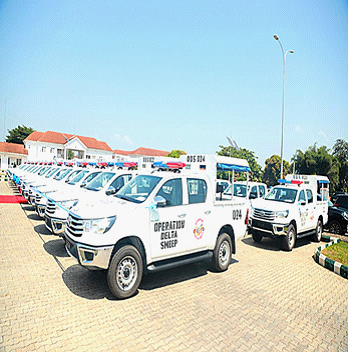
[
  {"left": 45, "top": 198, "right": 56, "bottom": 215},
  {"left": 35, "top": 194, "right": 42, "bottom": 203},
  {"left": 66, "top": 212, "right": 83, "bottom": 237},
  {"left": 253, "top": 208, "right": 275, "bottom": 221}
]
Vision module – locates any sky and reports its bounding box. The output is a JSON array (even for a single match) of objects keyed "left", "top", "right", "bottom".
[{"left": 0, "top": 0, "right": 347, "bottom": 166}]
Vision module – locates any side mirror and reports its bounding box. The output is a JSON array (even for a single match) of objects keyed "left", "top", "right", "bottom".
[
  {"left": 106, "top": 186, "right": 116, "bottom": 196},
  {"left": 299, "top": 200, "right": 306, "bottom": 206},
  {"left": 154, "top": 195, "right": 166, "bottom": 208},
  {"left": 80, "top": 181, "right": 87, "bottom": 188},
  {"left": 249, "top": 193, "right": 257, "bottom": 200}
]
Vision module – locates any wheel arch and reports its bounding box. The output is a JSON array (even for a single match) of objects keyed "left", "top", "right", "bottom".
[
  {"left": 112, "top": 236, "right": 147, "bottom": 270},
  {"left": 218, "top": 225, "right": 236, "bottom": 254}
]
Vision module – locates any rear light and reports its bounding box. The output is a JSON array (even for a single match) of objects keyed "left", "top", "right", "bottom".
[
  {"left": 334, "top": 203, "right": 339, "bottom": 207},
  {"left": 245, "top": 208, "right": 249, "bottom": 225}
]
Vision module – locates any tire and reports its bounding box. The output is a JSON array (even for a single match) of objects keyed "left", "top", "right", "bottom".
[
  {"left": 282, "top": 224, "right": 296, "bottom": 251},
  {"left": 252, "top": 231, "right": 263, "bottom": 243},
  {"left": 312, "top": 219, "right": 322, "bottom": 242},
  {"left": 107, "top": 245, "right": 143, "bottom": 300},
  {"left": 328, "top": 220, "right": 343, "bottom": 235},
  {"left": 213, "top": 233, "right": 232, "bottom": 272}
]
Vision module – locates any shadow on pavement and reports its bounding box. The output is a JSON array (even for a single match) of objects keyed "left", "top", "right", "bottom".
[
  {"left": 61, "top": 257, "right": 234, "bottom": 300},
  {"left": 21, "top": 205, "right": 35, "bottom": 211},
  {"left": 34, "top": 223, "right": 52, "bottom": 235},
  {"left": 28, "top": 213, "right": 42, "bottom": 221},
  {"left": 62, "top": 265, "right": 116, "bottom": 300},
  {"left": 43, "top": 238, "right": 69, "bottom": 258},
  {"left": 242, "top": 235, "right": 314, "bottom": 251}
]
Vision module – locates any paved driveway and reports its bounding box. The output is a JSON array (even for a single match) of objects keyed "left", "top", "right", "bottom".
[{"left": 1, "top": 182, "right": 347, "bottom": 352}]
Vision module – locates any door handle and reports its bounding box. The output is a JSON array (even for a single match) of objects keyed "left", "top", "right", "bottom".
[
  {"left": 178, "top": 214, "right": 186, "bottom": 218},
  {"left": 204, "top": 211, "right": 211, "bottom": 215}
]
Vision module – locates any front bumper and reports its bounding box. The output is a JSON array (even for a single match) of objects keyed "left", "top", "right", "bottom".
[
  {"left": 35, "top": 204, "right": 46, "bottom": 218},
  {"left": 65, "top": 235, "right": 114, "bottom": 270},
  {"left": 249, "top": 218, "right": 289, "bottom": 236},
  {"left": 45, "top": 215, "right": 66, "bottom": 236}
]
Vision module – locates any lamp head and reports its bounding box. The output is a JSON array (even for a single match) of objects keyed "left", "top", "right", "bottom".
[
  {"left": 289, "top": 50, "right": 294, "bottom": 53},
  {"left": 273, "top": 34, "right": 279, "bottom": 40}
]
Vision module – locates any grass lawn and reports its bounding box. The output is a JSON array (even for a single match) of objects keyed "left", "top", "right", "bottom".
[{"left": 322, "top": 241, "right": 348, "bottom": 266}]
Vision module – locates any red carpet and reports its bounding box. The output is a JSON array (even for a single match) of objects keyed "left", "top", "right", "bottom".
[{"left": 0, "top": 195, "right": 28, "bottom": 204}]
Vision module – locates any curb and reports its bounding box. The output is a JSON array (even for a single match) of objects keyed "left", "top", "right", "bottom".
[{"left": 314, "top": 235, "right": 348, "bottom": 279}]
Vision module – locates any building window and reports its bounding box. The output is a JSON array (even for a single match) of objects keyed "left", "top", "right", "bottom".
[
  {"left": 50, "top": 148, "right": 55, "bottom": 153},
  {"left": 57, "top": 149, "right": 64, "bottom": 158},
  {"left": 86, "top": 155, "right": 91, "bottom": 159},
  {"left": 42, "top": 147, "right": 46, "bottom": 152}
]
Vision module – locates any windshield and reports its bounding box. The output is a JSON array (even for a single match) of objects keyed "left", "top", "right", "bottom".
[
  {"left": 45, "top": 168, "right": 59, "bottom": 178},
  {"left": 86, "top": 172, "right": 115, "bottom": 191},
  {"left": 224, "top": 184, "right": 247, "bottom": 198},
  {"left": 54, "top": 168, "right": 72, "bottom": 181},
  {"left": 265, "top": 187, "right": 298, "bottom": 203},
  {"left": 38, "top": 167, "right": 50, "bottom": 176},
  {"left": 68, "top": 170, "right": 89, "bottom": 185},
  {"left": 116, "top": 175, "right": 161, "bottom": 203}
]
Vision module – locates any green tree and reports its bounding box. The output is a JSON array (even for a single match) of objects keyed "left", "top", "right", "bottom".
[
  {"left": 293, "top": 144, "right": 333, "bottom": 175},
  {"left": 167, "top": 150, "right": 187, "bottom": 158},
  {"left": 216, "top": 146, "right": 262, "bottom": 181},
  {"left": 262, "top": 155, "right": 291, "bottom": 186},
  {"left": 67, "top": 150, "right": 74, "bottom": 160},
  {"left": 5, "top": 125, "right": 35, "bottom": 144},
  {"left": 332, "top": 139, "right": 348, "bottom": 192}
]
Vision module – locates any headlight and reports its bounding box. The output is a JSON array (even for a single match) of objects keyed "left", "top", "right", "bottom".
[
  {"left": 342, "top": 212, "right": 348, "bottom": 221},
  {"left": 275, "top": 210, "right": 289, "bottom": 218},
  {"left": 83, "top": 216, "right": 116, "bottom": 234},
  {"left": 58, "top": 199, "right": 78, "bottom": 209},
  {"left": 250, "top": 206, "right": 255, "bottom": 217}
]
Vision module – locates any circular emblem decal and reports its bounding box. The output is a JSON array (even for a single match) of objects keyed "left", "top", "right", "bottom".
[{"left": 193, "top": 218, "right": 205, "bottom": 239}]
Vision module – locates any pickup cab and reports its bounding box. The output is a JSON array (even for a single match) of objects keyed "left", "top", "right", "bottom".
[
  {"left": 248, "top": 174, "right": 329, "bottom": 251},
  {"left": 65, "top": 154, "right": 250, "bottom": 299}
]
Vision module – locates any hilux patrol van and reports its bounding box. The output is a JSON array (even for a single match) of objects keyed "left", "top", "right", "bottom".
[
  {"left": 248, "top": 174, "right": 329, "bottom": 251},
  {"left": 65, "top": 154, "right": 251, "bottom": 299}
]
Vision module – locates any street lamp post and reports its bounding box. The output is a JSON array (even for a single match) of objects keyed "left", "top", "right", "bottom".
[{"left": 273, "top": 34, "right": 294, "bottom": 179}]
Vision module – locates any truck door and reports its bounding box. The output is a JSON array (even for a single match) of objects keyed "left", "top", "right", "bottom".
[
  {"left": 185, "top": 178, "right": 212, "bottom": 253},
  {"left": 298, "top": 190, "right": 308, "bottom": 232},
  {"left": 149, "top": 178, "right": 187, "bottom": 260},
  {"left": 306, "top": 189, "right": 316, "bottom": 230}
]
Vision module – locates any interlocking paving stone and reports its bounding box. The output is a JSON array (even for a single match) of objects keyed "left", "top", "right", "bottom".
[{"left": 1, "top": 180, "right": 347, "bottom": 351}]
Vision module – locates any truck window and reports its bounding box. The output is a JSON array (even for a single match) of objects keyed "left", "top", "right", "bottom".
[
  {"left": 250, "top": 186, "right": 257, "bottom": 198},
  {"left": 187, "top": 178, "right": 207, "bottom": 204},
  {"left": 116, "top": 175, "right": 161, "bottom": 203},
  {"left": 156, "top": 179, "right": 182, "bottom": 207},
  {"left": 265, "top": 187, "right": 297, "bottom": 203},
  {"left": 306, "top": 189, "right": 313, "bottom": 204},
  {"left": 259, "top": 185, "right": 266, "bottom": 198},
  {"left": 109, "top": 174, "right": 132, "bottom": 192},
  {"left": 86, "top": 172, "right": 115, "bottom": 191},
  {"left": 299, "top": 190, "right": 306, "bottom": 203}
]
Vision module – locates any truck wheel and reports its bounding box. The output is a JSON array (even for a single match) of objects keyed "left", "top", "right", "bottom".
[
  {"left": 282, "top": 224, "right": 296, "bottom": 251},
  {"left": 328, "top": 220, "right": 342, "bottom": 235},
  {"left": 252, "top": 231, "right": 263, "bottom": 243},
  {"left": 107, "top": 245, "right": 143, "bottom": 300},
  {"left": 213, "top": 233, "right": 232, "bottom": 272},
  {"left": 312, "top": 219, "right": 322, "bottom": 242}
]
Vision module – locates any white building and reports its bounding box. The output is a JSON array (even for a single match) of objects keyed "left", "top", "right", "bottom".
[
  {"left": 24, "top": 131, "right": 114, "bottom": 162},
  {"left": 0, "top": 142, "right": 28, "bottom": 169}
]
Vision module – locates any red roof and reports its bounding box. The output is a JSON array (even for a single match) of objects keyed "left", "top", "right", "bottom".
[
  {"left": 114, "top": 147, "right": 168, "bottom": 157},
  {"left": 0, "top": 142, "right": 28, "bottom": 155},
  {"left": 24, "top": 131, "right": 113, "bottom": 152}
]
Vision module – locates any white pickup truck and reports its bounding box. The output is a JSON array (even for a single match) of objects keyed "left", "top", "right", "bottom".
[
  {"left": 248, "top": 174, "right": 329, "bottom": 251},
  {"left": 65, "top": 154, "right": 251, "bottom": 299}
]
